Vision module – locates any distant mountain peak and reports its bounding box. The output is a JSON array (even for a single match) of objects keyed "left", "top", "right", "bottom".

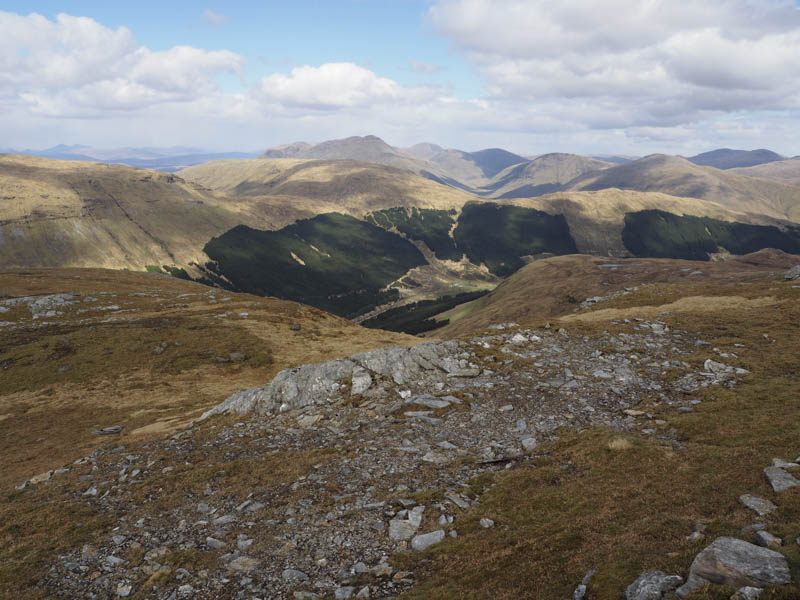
[{"left": 686, "top": 148, "right": 783, "bottom": 170}]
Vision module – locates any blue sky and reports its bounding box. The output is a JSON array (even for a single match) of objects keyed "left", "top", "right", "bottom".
[
  {"left": 3, "top": 1, "right": 800, "bottom": 155},
  {"left": 6, "top": 1, "right": 480, "bottom": 93}
]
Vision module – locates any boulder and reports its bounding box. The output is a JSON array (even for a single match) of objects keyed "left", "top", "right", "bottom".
[
  {"left": 784, "top": 265, "right": 800, "bottom": 280},
  {"left": 411, "top": 529, "right": 445, "bottom": 551},
  {"left": 738, "top": 494, "right": 777, "bottom": 516},
  {"left": 764, "top": 466, "right": 800, "bottom": 492},
  {"left": 625, "top": 571, "right": 683, "bottom": 600},
  {"left": 676, "top": 537, "right": 791, "bottom": 598}
]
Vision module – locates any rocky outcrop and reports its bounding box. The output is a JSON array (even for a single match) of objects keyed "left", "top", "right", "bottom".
[
  {"left": 200, "top": 341, "right": 465, "bottom": 419},
  {"left": 784, "top": 264, "right": 800, "bottom": 280},
  {"left": 675, "top": 537, "right": 791, "bottom": 598},
  {"left": 625, "top": 571, "right": 683, "bottom": 600}
]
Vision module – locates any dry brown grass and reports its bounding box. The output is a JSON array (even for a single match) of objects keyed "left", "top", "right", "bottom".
[
  {"left": 431, "top": 250, "right": 796, "bottom": 338},
  {"left": 0, "top": 268, "right": 417, "bottom": 490},
  {"left": 399, "top": 278, "right": 800, "bottom": 599}
]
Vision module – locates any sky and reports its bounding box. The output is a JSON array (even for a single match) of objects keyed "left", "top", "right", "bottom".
[{"left": 2, "top": 0, "right": 800, "bottom": 156}]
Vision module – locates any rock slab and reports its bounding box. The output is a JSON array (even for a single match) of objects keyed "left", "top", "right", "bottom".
[{"left": 675, "top": 537, "right": 791, "bottom": 598}]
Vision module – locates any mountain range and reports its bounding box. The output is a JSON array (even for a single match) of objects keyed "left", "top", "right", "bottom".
[
  {"left": 2, "top": 134, "right": 800, "bottom": 328},
  {"left": 0, "top": 144, "right": 260, "bottom": 172}
]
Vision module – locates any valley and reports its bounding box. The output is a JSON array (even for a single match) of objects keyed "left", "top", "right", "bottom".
[{"left": 2, "top": 137, "right": 800, "bottom": 600}]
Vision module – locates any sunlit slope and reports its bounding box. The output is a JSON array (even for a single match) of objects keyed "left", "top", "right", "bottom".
[
  {"left": 486, "top": 153, "right": 613, "bottom": 198},
  {"left": 431, "top": 249, "right": 798, "bottom": 338},
  {"left": 507, "top": 188, "right": 776, "bottom": 256},
  {"left": 0, "top": 155, "right": 244, "bottom": 269},
  {"left": 731, "top": 157, "right": 800, "bottom": 186},
  {"left": 179, "top": 157, "right": 477, "bottom": 225},
  {"left": 566, "top": 154, "right": 800, "bottom": 222}
]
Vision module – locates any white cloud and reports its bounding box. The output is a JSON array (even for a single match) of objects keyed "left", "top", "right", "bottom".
[
  {"left": 257, "top": 62, "right": 440, "bottom": 110},
  {"left": 0, "top": 11, "right": 243, "bottom": 115},
  {"left": 428, "top": 0, "right": 800, "bottom": 128},
  {"left": 202, "top": 9, "right": 229, "bottom": 27}
]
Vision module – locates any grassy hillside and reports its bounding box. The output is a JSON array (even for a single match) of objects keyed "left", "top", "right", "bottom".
[
  {"left": 485, "top": 153, "right": 613, "bottom": 198},
  {"left": 179, "top": 157, "right": 475, "bottom": 223},
  {"left": 0, "top": 154, "right": 247, "bottom": 270},
  {"left": 622, "top": 210, "right": 800, "bottom": 260},
  {"left": 567, "top": 154, "right": 800, "bottom": 222},
  {"left": 0, "top": 268, "right": 417, "bottom": 491},
  {"left": 203, "top": 213, "right": 427, "bottom": 317},
  {"left": 732, "top": 158, "right": 800, "bottom": 186},
  {"left": 430, "top": 250, "right": 798, "bottom": 338}
]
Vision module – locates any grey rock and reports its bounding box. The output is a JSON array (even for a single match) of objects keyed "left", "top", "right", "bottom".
[
  {"left": 625, "top": 571, "right": 683, "bottom": 600},
  {"left": 771, "top": 458, "right": 798, "bottom": 468},
  {"left": 228, "top": 556, "right": 259, "bottom": 572},
  {"left": 335, "top": 587, "right": 356, "bottom": 599},
  {"left": 479, "top": 518, "right": 494, "bottom": 528},
  {"left": 675, "top": 537, "right": 791, "bottom": 598},
  {"left": 784, "top": 265, "right": 800, "bottom": 280},
  {"left": 212, "top": 514, "right": 236, "bottom": 526},
  {"left": 704, "top": 359, "right": 729, "bottom": 373},
  {"left": 738, "top": 494, "right": 777, "bottom": 516},
  {"left": 407, "top": 395, "right": 451, "bottom": 409},
  {"left": 521, "top": 436, "right": 537, "bottom": 452},
  {"left": 177, "top": 584, "right": 194, "bottom": 598},
  {"left": 754, "top": 531, "right": 782, "bottom": 549},
  {"left": 764, "top": 466, "right": 800, "bottom": 492},
  {"left": 351, "top": 367, "right": 372, "bottom": 396},
  {"left": 411, "top": 529, "right": 445, "bottom": 551},
  {"left": 389, "top": 505, "right": 424, "bottom": 541},
  {"left": 201, "top": 341, "right": 466, "bottom": 418},
  {"left": 116, "top": 584, "right": 133, "bottom": 597},
  {"left": 205, "top": 537, "right": 226, "bottom": 550},
  {"left": 282, "top": 568, "right": 309, "bottom": 581}
]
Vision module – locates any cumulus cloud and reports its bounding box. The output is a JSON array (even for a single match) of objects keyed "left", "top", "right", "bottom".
[
  {"left": 427, "top": 0, "right": 800, "bottom": 128},
  {"left": 0, "top": 11, "right": 243, "bottom": 115},
  {"left": 257, "top": 62, "right": 440, "bottom": 110}
]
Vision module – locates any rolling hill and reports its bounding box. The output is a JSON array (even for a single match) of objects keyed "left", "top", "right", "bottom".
[
  {"left": 686, "top": 148, "right": 783, "bottom": 170},
  {"left": 259, "top": 135, "right": 530, "bottom": 191},
  {"left": 0, "top": 154, "right": 249, "bottom": 270},
  {"left": 429, "top": 249, "right": 799, "bottom": 338},
  {"left": 731, "top": 157, "right": 800, "bottom": 186},
  {"left": 484, "top": 153, "right": 613, "bottom": 198},
  {"left": 565, "top": 154, "right": 800, "bottom": 222}
]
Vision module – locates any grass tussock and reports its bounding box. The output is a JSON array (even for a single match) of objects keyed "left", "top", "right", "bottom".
[{"left": 607, "top": 437, "right": 634, "bottom": 452}]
